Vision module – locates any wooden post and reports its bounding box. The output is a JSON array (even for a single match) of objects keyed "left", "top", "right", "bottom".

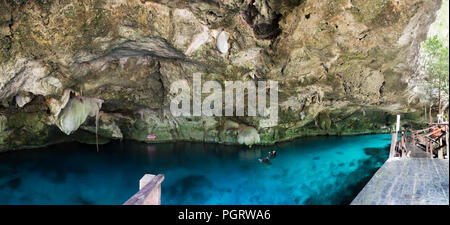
[
  {"left": 438, "top": 131, "right": 444, "bottom": 159},
  {"left": 396, "top": 115, "right": 401, "bottom": 133},
  {"left": 446, "top": 127, "right": 449, "bottom": 159},
  {"left": 388, "top": 115, "right": 401, "bottom": 159},
  {"left": 401, "top": 132, "right": 406, "bottom": 158},
  {"left": 390, "top": 132, "right": 398, "bottom": 158},
  {"left": 428, "top": 139, "right": 433, "bottom": 158}
]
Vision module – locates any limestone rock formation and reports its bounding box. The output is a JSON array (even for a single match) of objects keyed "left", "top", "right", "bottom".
[
  {"left": 58, "top": 97, "right": 103, "bottom": 135},
  {"left": 0, "top": 0, "right": 443, "bottom": 151},
  {"left": 216, "top": 30, "right": 230, "bottom": 54}
]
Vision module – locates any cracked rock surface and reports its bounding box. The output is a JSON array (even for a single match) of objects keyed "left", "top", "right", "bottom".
[{"left": 0, "top": 0, "right": 442, "bottom": 151}]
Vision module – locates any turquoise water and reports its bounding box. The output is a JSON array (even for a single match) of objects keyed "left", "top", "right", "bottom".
[{"left": 0, "top": 134, "right": 390, "bottom": 205}]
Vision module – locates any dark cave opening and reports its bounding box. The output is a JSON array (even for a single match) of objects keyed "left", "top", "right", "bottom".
[{"left": 241, "top": 1, "right": 283, "bottom": 40}]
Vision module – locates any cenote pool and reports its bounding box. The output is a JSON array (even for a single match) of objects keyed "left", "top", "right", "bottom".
[{"left": 0, "top": 134, "right": 391, "bottom": 205}]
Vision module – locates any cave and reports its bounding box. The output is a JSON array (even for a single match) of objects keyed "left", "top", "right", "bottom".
[{"left": 0, "top": 0, "right": 448, "bottom": 207}]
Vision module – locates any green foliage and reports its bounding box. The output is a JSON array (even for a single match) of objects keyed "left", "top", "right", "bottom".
[{"left": 422, "top": 35, "right": 449, "bottom": 103}]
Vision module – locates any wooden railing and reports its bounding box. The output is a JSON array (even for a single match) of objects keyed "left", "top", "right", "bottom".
[
  {"left": 123, "top": 174, "right": 165, "bottom": 205},
  {"left": 414, "top": 123, "right": 448, "bottom": 159},
  {"left": 390, "top": 123, "right": 448, "bottom": 159},
  {"left": 389, "top": 131, "right": 407, "bottom": 158}
]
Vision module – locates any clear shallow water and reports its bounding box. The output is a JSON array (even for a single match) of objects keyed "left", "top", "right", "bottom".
[{"left": 0, "top": 134, "right": 390, "bottom": 205}]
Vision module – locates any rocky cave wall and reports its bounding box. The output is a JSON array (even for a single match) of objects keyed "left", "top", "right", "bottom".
[{"left": 0, "top": 0, "right": 443, "bottom": 151}]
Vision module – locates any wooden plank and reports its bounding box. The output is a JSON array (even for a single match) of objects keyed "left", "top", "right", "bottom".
[{"left": 351, "top": 158, "right": 449, "bottom": 205}]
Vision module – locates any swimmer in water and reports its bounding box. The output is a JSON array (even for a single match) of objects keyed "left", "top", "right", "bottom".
[
  {"left": 269, "top": 150, "right": 277, "bottom": 158},
  {"left": 258, "top": 156, "right": 272, "bottom": 165}
]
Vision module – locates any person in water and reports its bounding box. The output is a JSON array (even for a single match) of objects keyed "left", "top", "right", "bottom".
[
  {"left": 269, "top": 150, "right": 277, "bottom": 158},
  {"left": 258, "top": 156, "right": 272, "bottom": 165}
]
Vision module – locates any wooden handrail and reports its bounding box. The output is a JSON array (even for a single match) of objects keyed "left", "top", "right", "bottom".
[
  {"left": 414, "top": 127, "right": 432, "bottom": 134},
  {"left": 424, "top": 128, "right": 444, "bottom": 137},
  {"left": 124, "top": 174, "right": 165, "bottom": 205},
  {"left": 397, "top": 123, "right": 448, "bottom": 159}
]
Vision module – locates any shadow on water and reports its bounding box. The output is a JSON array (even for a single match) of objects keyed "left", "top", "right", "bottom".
[
  {"left": 75, "top": 195, "right": 95, "bottom": 205},
  {"left": 304, "top": 144, "right": 390, "bottom": 205},
  {"left": 0, "top": 177, "right": 22, "bottom": 189},
  {"left": 166, "top": 175, "right": 215, "bottom": 204}
]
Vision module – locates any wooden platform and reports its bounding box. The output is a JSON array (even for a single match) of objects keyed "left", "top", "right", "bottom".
[{"left": 351, "top": 158, "right": 449, "bottom": 205}]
